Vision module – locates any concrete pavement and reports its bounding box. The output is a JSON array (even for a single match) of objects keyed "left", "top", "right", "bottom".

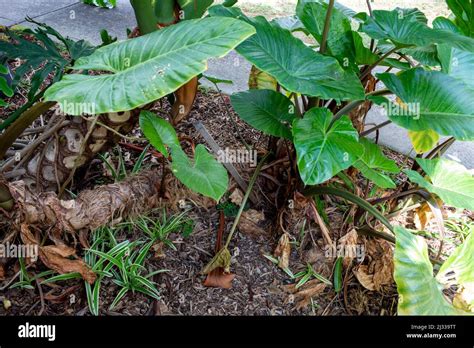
[{"left": 0, "top": 0, "right": 472, "bottom": 167}]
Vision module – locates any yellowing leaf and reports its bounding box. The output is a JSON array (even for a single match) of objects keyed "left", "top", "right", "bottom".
[{"left": 408, "top": 130, "right": 440, "bottom": 154}]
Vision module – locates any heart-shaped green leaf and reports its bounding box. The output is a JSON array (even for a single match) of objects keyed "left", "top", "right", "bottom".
[
  {"left": 171, "top": 144, "right": 228, "bottom": 201},
  {"left": 378, "top": 68, "right": 474, "bottom": 141},
  {"left": 354, "top": 138, "right": 399, "bottom": 189},
  {"left": 405, "top": 158, "right": 474, "bottom": 210},
  {"left": 139, "top": 111, "right": 179, "bottom": 157},
  {"left": 209, "top": 6, "right": 365, "bottom": 102},
  {"left": 230, "top": 89, "right": 297, "bottom": 139},
  {"left": 434, "top": 17, "right": 474, "bottom": 91},
  {"left": 44, "top": 17, "right": 256, "bottom": 114},
  {"left": 293, "top": 107, "right": 363, "bottom": 185},
  {"left": 299, "top": 1, "right": 355, "bottom": 65},
  {"left": 394, "top": 226, "right": 466, "bottom": 315},
  {"left": 357, "top": 9, "right": 474, "bottom": 52}
]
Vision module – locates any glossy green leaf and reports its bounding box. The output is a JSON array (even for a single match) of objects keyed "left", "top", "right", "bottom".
[
  {"left": 171, "top": 145, "right": 228, "bottom": 201},
  {"left": 296, "top": 0, "right": 356, "bottom": 20},
  {"left": 271, "top": 16, "right": 307, "bottom": 33},
  {"left": 394, "top": 226, "right": 465, "bottom": 315},
  {"left": 230, "top": 89, "right": 296, "bottom": 139},
  {"left": 354, "top": 138, "right": 399, "bottom": 189},
  {"left": 405, "top": 158, "right": 474, "bottom": 210},
  {"left": 437, "top": 230, "right": 474, "bottom": 286},
  {"left": 293, "top": 108, "right": 363, "bottom": 185},
  {"left": 357, "top": 10, "right": 474, "bottom": 52},
  {"left": 139, "top": 111, "right": 179, "bottom": 157},
  {"left": 209, "top": 6, "right": 365, "bottom": 102},
  {"left": 378, "top": 68, "right": 474, "bottom": 140},
  {"left": 408, "top": 130, "right": 440, "bottom": 154},
  {"left": 434, "top": 17, "right": 474, "bottom": 91},
  {"left": 44, "top": 18, "right": 256, "bottom": 115},
  {"left": 299, "top": 1, "right": 355, "bottom": 64},
  {"left": 446, "top": 0, "right": 474, "bottom": 37}
]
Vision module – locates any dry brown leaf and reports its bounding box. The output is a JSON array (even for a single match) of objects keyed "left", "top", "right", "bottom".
[
  {"left": 284, "top": 279, "right": 327, "bottom": 310},
  {"left": 151, "top": 241, "right": 165, "bottom": 259},
  {"left": 20, "top": 224, "right": 96, "bottom": 284},
  {"left": 203, "top": 268, "right": 235, "bottom": 289},
  {"left": 171, "top": 77, "right": 198, "bottom": 125},
  {"left": 238, "top": 209, "right": 267, "bottom": 237},
  {"left": 414, "top": 203, "right": 434, "bottom": 230},
  {"left": 338, "top": 229, "right": 359, "bottom": 268},
  {"left": 229, "top": 189, "right": 244, "bottom": 206},
  {"left": 201, "top": 247, "right": 231, "bottom": 275},
  {"left": 274, "top": 232, "right": 291, "bottom": 270},
  {"left": 0, "top": 262, "right": 5, "bottom": 281},
  {"left": 353, "top": 265, "right": 375, "bottom": 291},
  {"left": 353, "top": 238, "right": 394, "bottom": 291}
]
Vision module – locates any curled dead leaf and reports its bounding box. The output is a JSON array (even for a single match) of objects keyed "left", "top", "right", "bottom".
[
  {"left": 229, "top": 188, "right": 244, "bottom": 206},
  {"left": 353, "top": 238, "right": 394, "bottom": 291},
  {"left": 201, "top": 247, "right": 231, "bottom": 275},
  {"left": 203, "top": 268, "right": 235, "bottom": 289},
  {"left": 284, "top": 279, "right": 327, "bottom": 310},
  {"left": 274, "top": 233, "right": 291, "bottom": 270},
  {"left": 414, "top": 202, "right": 434, "bottom": 230},
  {"left": 337, "top": 229, "right": 359, "bottom": 268},
  {"left": 20, "top": 224, "right": 96, "bottom": 284}
]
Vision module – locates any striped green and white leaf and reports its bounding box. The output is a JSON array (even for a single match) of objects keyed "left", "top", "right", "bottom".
[
  {"left": 209, "top": 5, "right": 365, "bottom": 102},
  {"left": 378, "top": 68, "right": 474, "bottom": 141},
  {"left": 405, "top": 158, "right": 474, "bottom": 210},
  {"left": 82, "top": 0, "right": 116, "bottom": 9},
  {"left": 293, "top": 108, "right": 363, "bottom": 185},
  {"left": 230, "top": 89, "right": 297, "bottom": 139},
  {"left": 354, "top": 138, "right": 399, "bottom": 189},
  {"left": 394, "top": 226, "right": 468, "bottom": 315},
  {"left": 44, "top": 17, "right": 256, "bottom": 115}
]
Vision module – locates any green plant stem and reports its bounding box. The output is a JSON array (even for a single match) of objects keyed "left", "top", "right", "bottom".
[
  {"left": 360, "top": 47, "right": 398, "bottom": 80},
  {"left": 320, "top": 0, "right": 335, "bottom": 54},
  {"left": 304, "top": 186, "right": 394, "bottom": 232},
  {"left": 224, "top": 152, "right": 270, "bottom": 249},
  {"left": 327, "top": 89, "right": 392, "bottom": 130},
  {"left": 0, "top": 101, "right": 56, "bottom": 160}
]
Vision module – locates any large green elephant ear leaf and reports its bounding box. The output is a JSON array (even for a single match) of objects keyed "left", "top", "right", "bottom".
[
  {"left": 446, "top": 0, "right": 474, "bottom": 37},
  {"left": 354, "top": 138, "right": 399, "bottom": 189},
  {"left": 44, "top": 17, "right": 255, "bottom": 115},
  {"left": 437, "top": 229, "right": 474, "bottom": 312},
  {"left": 230, "top": 89, "right": 297, "bottom": 139},
  {"left": 394, "top": 226, "right": 466, "bottom": 315},
  {"left": 357, "top": 9, "right": 474, "bottom": 52},
  {"left": 434, "top": 17, "right": 474, "bottom": 91},
  {"left": 298, "top": 1, "right": 356, "bottom": 66},
  {"left": 404, "top": 158, "right": 474, "bottom": 210},
  {"left": 377, "top": 68, "right": 474, "bottom": 141},
  {"left": 292, "top": 107, "right": 363, "bottom": 185},
  {"left": 209, "top": 5, "right": 365, "bottom": 102},
  {"left": 171, "top": 144, "right": 228, "bottom": 201}
]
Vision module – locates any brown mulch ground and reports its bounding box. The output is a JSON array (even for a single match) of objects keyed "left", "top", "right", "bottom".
[{"left": 1, "top": 88, "right": 404, "bottom": 316}]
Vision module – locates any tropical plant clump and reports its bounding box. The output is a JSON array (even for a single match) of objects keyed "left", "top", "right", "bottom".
[{"left": 0, "top": 0, "right": 473, "bottom": 316}]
